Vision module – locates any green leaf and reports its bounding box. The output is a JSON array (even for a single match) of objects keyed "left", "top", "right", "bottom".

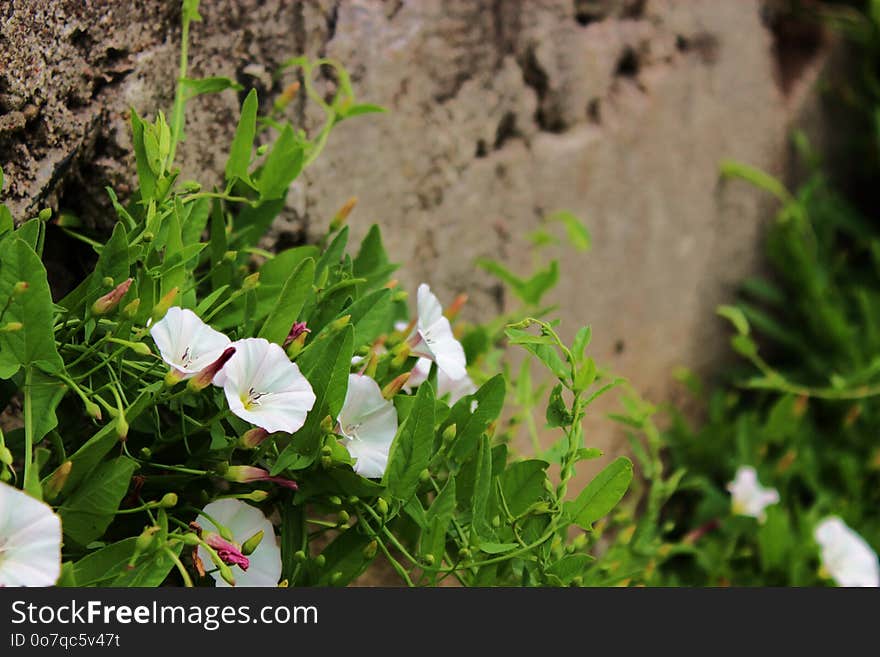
[
  {"left": 182, "top": 76, "right": 243, "bottom": 99},
  {"left": 470, "top": 434, "right": 494, "bottom": 541},
  {"left": 29, "top": 370, "right": 67, "bottom": 445},
  {"left": 272, "top": 326, "right": 353, "bottom": 472},
  {"left": 477, "top": 541, "right": 518, "bottom": 554},
  {"left": 58, "top": 222, "right": 130, "bottom": 317},
  {"left": 385, "top": 382, "right": 435, "bottom": 501},
  {"left": 280, "top": 502, "right": 305, "bottom": 583},
  {"left": 59, "top": 457, "right": 137, "bottom": 547},
  {"left": 501, "top": 459, "right": 549, "bottom": 517},
  {"left": 226, "top": 88, "right": 258, "bottom": 184},
  {"left": 111, "top": 543, "right": 181, "bottom": 587},
  {"left": 258, "top": 258, "right": 314, "bottom": 345},
  {"left": 314, "top": 529, "right": 374, "bottom": 586},
  {"left": 717, "top": 305, "right": 750, "bottom": 336},
  {"left": 0, "top": 238, "right": 63, "bottom": 376},
  {"left": 68, "top": 538, "right": 140, "bottom": 586},
  {"left": 422, "top": 477, "right": 455, "bottom": 564},
  {"left": 546, "top": 384, "right": 573, "bottom": 428},
  {"left": 353, "top": 224, "right": 398, "bottom": 291},
  {"left": 446, "top": 374, "right": 506, "bottom": 461},
  {"left": 337, "top": 288, "right": 392, "bottom": 349},
  {"left": 256, "top": 124, "right": 305, "bottom": 200},
  {"left": 546, "top": 554, "right": 592, "bottom": 584},
  {"left": 572, "top": 326, "right": 592, "bottom": 361},
  {"left": 565, "top": 456, "right": 633, "bottom": 530},
  {"left": 547, "top": 210, "right": 591, "bottom": 251},
  {"left": 131, "top": 110, "right": 157, "bottom": 200}
]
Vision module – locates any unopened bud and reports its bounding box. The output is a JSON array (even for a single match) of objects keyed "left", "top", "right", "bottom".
[
  {"left": 391, "top": 290, "right": 409, "bottom": 303},
  {"left": 140, "top": 447, "right": 152, "bottom": 459},
  {"left": 285, "top": 331, "right": 308, "bottom": 359},
  {"left": 242, "top": 272, "right": 260, "bottom": 291},
  {"left": 55, "top": 213, "right": 81, "bottom": 228},
  {"left": 223, "top": 250, "right": 238, "bottom": 262},
  {"left": 314, "top": 554, "right": 326, "bottom": 568},
  {"left": 102, "top": 276, "right": 115, "bottom": 287},
  {"left": 0, "top": 322, "right": 22, "bottom": 333},
  {"left": 219, "top": 562, "right": 236, "bottom": 586},
  {"left": 241, "top": 490, "right": 269, "bottom": 502},
  {"left": 0, "top": 446, "right": 12, "bottom": 466},
  {"left": 382, "top": 372, "right": 410, "bottom": 399},
  {"left": 116, "top": 413, "right": 129, "bottom": 440},
  {"left": 293, "top": 550, "right": 307, "bottom": 563},
  {"left": 423, "top": 554, "right": 435, "bottom": 566},
  {"left": 376, "top": 498, "right": 389, "bottom": 517},
  {"left": 150, "top": 287, "right": 178, "bottom": 323},
  {"left": 241, "top": 530, "right": 264, "bottom": 556},
  {"left": 444, "top": 293, "right": 468, "bottom": 321},
  {"left": 442, "top": 424, "right": 457, "bottom": 443},
  {"left": 330, "top": 571, "right": 343, "bottom": 585},
  {"left": 160, "top": 492, "right": 178, "bottom": 508},
  {"left": 419, "top": 468, "right": 431, "bottom": 483},
  {"left": 491, "top": 515, "right": 501, "bottom": 528},
  {"left": 363, "top": 352, "right": 379, "bottom": 378},
  {"left": 329, "top": 196, "right": 357, "bottom": 232},
  {"left": 122, "top": 298, "right": 141, "bottom": 319},
  {"left": 329, "top": 315, "right": 351, "bottom": 332},
  {"left": 38, "top": 208, "right": 52, "bottom": 221},
  {"left": 391, "top": 343, "right": 411, "bottom": 368},
  {"left": 141, "top": 231, "right": 155, "bottom": 242},
  {"left": 320, "top": 416, "right": 335, "bottom": 435},
  {"left": 238, "top": 427, "right": 270, "bottom": 449},
  {"left": 128, "top": 341, "right": 152, "bottom": 356},
  {"left": 327, "top": 495, "right": 342, "bottom": 506},
  {"left": 85, "top": 399, "right": 102, "bottom": 421},
  {"left": 188, "top": 346, "right": 236, "bottom": 391},
  {"left": 283, "top": 321, "right": 310, "bottom": 349},
  {"left": 362, "top": 540, "right": 378, "bottom": 559},
  {"left": 458, "top": 547, "right": 471, "bottom": 560},
  {"left": 321, "top": 455, "right": 332, "bottom": 468},
  {"left": 92, "top": 278, "right": 133, "bottom": 315},
  {"left": 337, "top": 510, "right": 350, "bottom": 525},
  {"left": 44, "top": 460, "right": 72, "bottom": 499},
  {"left": 180, "top": 532, "right": 201, "bottom": 546},
  {"left": 12, "top": 281, "right": 29, "bottom": 296},
  {"left": 274, "top": 81, "right": 301, "bottom": 113},
  {"left": 136, "top": 526, "right": 159, "bottom": 552}
]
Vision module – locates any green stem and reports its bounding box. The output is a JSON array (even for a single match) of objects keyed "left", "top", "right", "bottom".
[
  {"left": 167, "top": 4, "right": 192, "bottom": 168},
  {"left": 164, "top": 546, "right": 194, "bottom": 587}
]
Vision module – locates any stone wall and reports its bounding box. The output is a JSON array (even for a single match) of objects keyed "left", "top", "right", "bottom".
[{"left": 1, "top": 0, "right": 834, "bottom": 459}]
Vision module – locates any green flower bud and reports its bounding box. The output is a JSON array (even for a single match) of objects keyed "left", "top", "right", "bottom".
[
  {"left": 180, "top": 532, "right": 201, "bottom": 546},
  {"left": 115, "top": 413, "right": 129, "bottom": 440},
  {"left": 160, "top": 492, "right": 178, "bottom": 508},
  {"left": 12, "top": 281, "right": 29, "bottom": 296},
  {"left": 423, "top": 554, "right": 435, "bottom": 566},
  {"left": 219, "top": 562, "right": 236, "bottom": 586},
  {"left": 320, "top": 416, "right": 335, "bottom": 435},
  {"left": 376, "top": 498, "right": 389, "bottom": 517},
  {"left": 122, "top": 298, "right": 141, "bottom": 319},
  {"left": 242, "top": 272, "right": 260, "bottom": 291},
  {"left": 140, "top": 447, "right": 152, "bottom": 459},
  {"left": 314, "top": 554, "right": 326, "bottom": 568},
  {"left": 362, "top": 540, "right": 378, "bottom": 559},
  {"left": 442, "top": 423, "right": 457, "bottom": 443},
  {"left": 142, "top": 231, "right": 155, "bottom": 242},
  {"left": 38, "top": 208, "right": 52, "bottom": 221},
  {"left": 102, "top": 276, "right": 115, "bottom": 287},
  {"left": 337, "top": 510, "right": 350, "bottom": 525},
  {"left": 330, "top": 571, "right": 343, "bottom": 585},
  {"left": 241, "top": 530, "right": 264, "bottom": 556},
  {"left": 0, "top": 446, "right": 12, "bottom": 466},
  {"left": 458, "top": 547, "right": 471, "bottom": 560},
  {"left": 44, "top": 460, "right": 72, "bottom": 500},
  {"left": 491, "top": 515, "right": 501, "bottom": 528},
  {"left": 136, "top": 526, "right": 159, "bottom": 552},
  {"left": 293, "top": 550, "right": 307, "bottom": 563},
  {"left": 0, "top": 322, "right": 22, "bottom": 333},
  {"left": 419, "top": 469, "right": 431, "bottom": 483},
  {"left": 320, "top": 455, "right": 332, "bottom": 469},
  {"left": 346, "top": 496, "right": 359, "bottom": 505},
  {"left": 84, "top": 399, "right": 102, "bottom": 421}
]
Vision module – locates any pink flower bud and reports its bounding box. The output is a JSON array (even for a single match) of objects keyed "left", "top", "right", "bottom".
[
  {"left": 187, "top": 346, "right": 236, "bottom": 391},
  {"left": 91, "top": 278, "right": 133, "bottom": 315},
  {"left": 223, "top": 465, "right": 298, "bottom": 490},
  {"left": 203, "top": 533, "right": 250, "bottom": 570},
  {"left": 282, "top": 322, "right": 310, "bottom": 348},
  {"left": 238, "top": 427, "right": 270, "bottom": 449}
]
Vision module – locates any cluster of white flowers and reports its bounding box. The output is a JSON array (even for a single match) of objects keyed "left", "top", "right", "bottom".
[
  {"left": 0, "top": 284, "right": 472, "bottom": 587},
  {"left": 728, "top": 465, "right": 879, "bottom": 587}
]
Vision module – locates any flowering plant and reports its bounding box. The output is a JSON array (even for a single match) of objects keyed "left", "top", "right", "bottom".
[{"left": 0, "top": 0, "right": 633, "bottom": 587}]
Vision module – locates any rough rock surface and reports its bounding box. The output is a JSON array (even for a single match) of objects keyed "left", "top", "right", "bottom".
[{"left": 1, "top": 0, "right": 834, "bottom": 463}]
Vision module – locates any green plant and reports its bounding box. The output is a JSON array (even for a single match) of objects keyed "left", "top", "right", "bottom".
[{"left": 0, "top": 0, "right": 637, "bottom": 588}]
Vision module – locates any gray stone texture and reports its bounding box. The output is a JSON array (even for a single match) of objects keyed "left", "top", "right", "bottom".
[{"left": 1, "top": 0, "right": 835, "bottom": 464}]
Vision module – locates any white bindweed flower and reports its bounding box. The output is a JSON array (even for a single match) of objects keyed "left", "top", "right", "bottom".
[
  {"left": 197, "top": 499, "right": 281, "bottom": 588},
  {"left": 0, "top": 481, "right": 62, "bottom": 586},
  {"left": 407, "top": 357, "right": 477, "bottom": 405},
  {"left": 149, "top": 306, "right": 231, "bottom": 380},
  {"left": 337, "top": 374, "right": 398, "bottom": 479},
  {"left": 406, "top": 284, "right": 467, "bottom": 381},
  {"left": 726, "top": 466, "right": 779, "bottom": 522},
  {"left": 219, "top": 338, "right": 316, "bottom": 434},
  {"left": 814, "top": 516, "right": 879, "bottom": 587}
]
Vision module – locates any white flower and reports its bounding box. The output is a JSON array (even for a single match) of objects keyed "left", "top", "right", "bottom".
[
  {"left": 337, "top": 374, "right": 398, "bottom": 479},
  {"left": 406, "top": 284, "right": 467, "bottom": 381},
  {"left": 219, "top": 338, "right": 316, "bottom": 434},
  {"left": 407, "top": 357, "right": 477, "bottom": 404},
  {"left": 814, "top": 516, "right": 879, "bottom": 587},
  {"left": 149, "top": 306, "right": 231, "bottom": 379},
  {"left": 0, "top": 481, "right": 62, "bottom": 586},
  {"left": 726, "top": 466, "right": 779, "bottom": 522},
  {"left": 197, "top": 499, "right": 281, "bottom": 588}
]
